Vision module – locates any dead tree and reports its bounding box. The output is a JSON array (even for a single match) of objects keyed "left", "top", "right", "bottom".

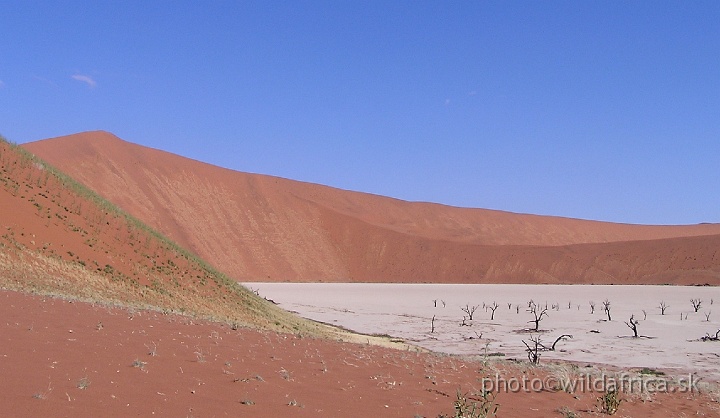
[
  {"left": 523, "top": 336, "right": 541, "bottom": 364},
  {"left": 461, "top": 304, "right": 479, "bottom": 321},
  {"left": 460, "top": 316, "right": 469, "bottom": 327},
  {"left": 527, "top": 303, "right": 548, "bottom": 331},
  {"left": 507, "top": 302, "right": 512, "bottom": 310},
  {"left": 431, "top": 315, "right": 436, "bottom": 333},
  {"left": 603, "top": 299, "right": 612, "bottom": 321},
  {"left": 589, "top": 301, "right": 596, "bottom": 314},
  {"left": 625, "top": 315, "right": 639, "bottom": 338},
  {"left": 705, "top": 311, "right": 711, "bottom": 322},
  {"left": 489, "top": 302, "right": 499, "bottom": 320},
  {"left": 545, "top": 334, "right": 573, "bottom": 351},
  {"left": 658, "top": 301, "right": 669, "bottom": 315},
  {"left": 691, "top": 299, "right": 702, "bottom": 313},
  {"left": 701, "top": 329, "right": 720, "bottom": 342}
]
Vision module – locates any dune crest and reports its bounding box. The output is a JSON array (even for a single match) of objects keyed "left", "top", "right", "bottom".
[{"left": 23, "top": 131, "right": 720, "bottom": 284}]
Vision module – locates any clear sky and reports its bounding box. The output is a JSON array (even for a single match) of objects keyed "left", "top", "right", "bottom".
[{"left": 1, "top": 1, "right": 719, "bottom": 225}]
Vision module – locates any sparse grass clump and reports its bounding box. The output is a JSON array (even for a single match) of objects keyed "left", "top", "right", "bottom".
[
  {"left": 596, "top": 388, "right": 622, "bottom": 415},
  {"left": 132, "top": 359, "right": 147, "bottom": 369},
  {"left": 638, "top": 367, "right": 664, "bottom": 377},
  {"left": 76, "top": 376, "right": 91, "bottom": 390},
  {"left": 556, "top": 406, "right": 579, "bottom": 418},
  {"left": 438, "top": 388, "right": 499, "bottom": 418},
  {"left": 194, "top": 347, "right": 207, "bottom": 363},
  {"left": 279, "top": 368, "right": 291, "bottom": 380}
]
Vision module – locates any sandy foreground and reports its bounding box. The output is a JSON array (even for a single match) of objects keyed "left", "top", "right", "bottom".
[
  {"left": 2, "top": 289, "right": 720, "bottom": 417},
  {"left": 247, "top": 284, "right": 720, "bottom": 382}
]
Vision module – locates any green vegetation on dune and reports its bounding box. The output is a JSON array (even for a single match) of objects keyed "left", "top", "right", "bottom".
[
  {"left": 8, "top": 138, "right": 221, "bottom": 282},
  {"left": 0, "top": 134, "right": 315, "bottom": 334}
]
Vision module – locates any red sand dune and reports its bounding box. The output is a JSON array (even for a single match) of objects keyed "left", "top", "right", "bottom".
[
  {"left": 0, "top": 136, "right": 301, "bottom": 330},
  {"left": 24, "top": 131, "right": 720, "bottom": 285}
]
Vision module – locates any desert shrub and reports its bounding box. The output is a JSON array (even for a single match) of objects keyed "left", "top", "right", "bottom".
[
  {"left": 597, "top": 388, "right": 622, "bottom": 415},
  {"left": 438, "top": 388, "right": 499, "bottom": 418}
]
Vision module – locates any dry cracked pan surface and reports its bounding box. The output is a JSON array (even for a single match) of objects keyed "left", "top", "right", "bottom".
[{"left": 2, "top": 290, "right": 718, "bottom": 418}]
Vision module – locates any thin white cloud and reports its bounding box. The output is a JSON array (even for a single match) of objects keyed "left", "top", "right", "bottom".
[
  {"left": 0, "top": 80, "right": 5, "bottom": 89},
  {"left": 72, "top": 74, "right": 97, "bottom": 88},
  {"left": 444, "top": 98, "right": 451, "bottom": 106}
]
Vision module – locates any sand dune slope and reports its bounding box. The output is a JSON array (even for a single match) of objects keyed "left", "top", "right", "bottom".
[
  {"left": 23, "top": 131, "right": 720, "bottom": 284},
  {"left": 0, "top": 135, "right": 307, "bottom": 330}
]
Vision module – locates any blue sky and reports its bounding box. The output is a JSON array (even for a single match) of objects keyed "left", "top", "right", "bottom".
[{"left": 1, "top": 1, "right": 719, "bottom": 225}]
